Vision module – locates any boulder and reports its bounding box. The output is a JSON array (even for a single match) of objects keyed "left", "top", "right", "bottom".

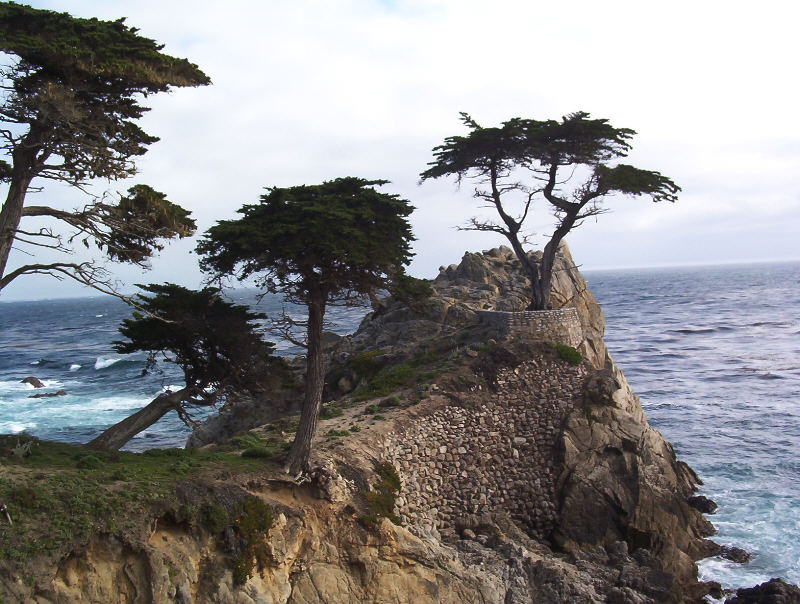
[
  {"left": 29, "top": 390, "right": 67, "bottom": 399},
  {"left": 687, "top": 494, "right": 718, "bottom": 514},
  {"left": 726, "top": 578, "right": 800, "bottom": 603},
  {"left": 21, "top": 376, "right": 44, "bottom": 388}
]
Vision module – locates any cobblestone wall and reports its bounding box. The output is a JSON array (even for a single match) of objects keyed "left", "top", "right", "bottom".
[
  {"left": 381, "top": 355, "right": 588, "bottom": 541},
  {"left": 476, "top": 308, "right": 583, "bottom": 349}
]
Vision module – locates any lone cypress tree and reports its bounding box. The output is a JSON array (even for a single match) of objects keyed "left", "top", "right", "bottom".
[
  {"left": 421, "top": 112, "right": 680, "bottom": 310},
  {"left": 198, "top": 177, "right": 415, "bottom": 475},
  {"left": 88, "top": 284, "right": 283, "bottom": 451},
  {"left": 0, "top": 2, "right": 209, "bottom": 295}
]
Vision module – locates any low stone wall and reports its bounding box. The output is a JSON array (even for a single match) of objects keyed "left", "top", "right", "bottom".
[
  {"left": 381, "top": 355, "right": 588, "bottom": 541},
  {"left": 476, "top": 308, "right": 583, "bottom": 348}
]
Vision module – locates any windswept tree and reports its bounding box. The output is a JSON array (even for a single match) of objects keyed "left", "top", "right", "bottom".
[
  {"left": 88, "top": 284, "right": 283, "bottom": 451},
  {"left": 0, "top": 2, "right": 209, "bottom": 296},
  {"left": 421, "top": 112, "right": 680, "bottom": 310},
  {"left": 198, "top": 177, "right": 415, "bottom": 475}
]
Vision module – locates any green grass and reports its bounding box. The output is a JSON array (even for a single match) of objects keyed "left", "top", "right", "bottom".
[
  {"left": 548, "top": 342, "right": 583, "bottom": 366},
  {"left": 0, "top": 435, "right": 271, "bottom": 567},
  {"left": 325, "top": 429, "right": 350, "bottom": 442}
]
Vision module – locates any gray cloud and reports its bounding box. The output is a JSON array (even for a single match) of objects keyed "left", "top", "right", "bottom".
[{"left": 3, "top": 0, "right": 799, "bottom": 300}]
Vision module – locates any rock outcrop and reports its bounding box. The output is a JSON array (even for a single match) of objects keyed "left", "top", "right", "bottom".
[
  {"left": 725, "top": 578, "right": 800, "bottom": 603},
  {"left": 3, "top": 242, "right": 754, "bottom": 603}
]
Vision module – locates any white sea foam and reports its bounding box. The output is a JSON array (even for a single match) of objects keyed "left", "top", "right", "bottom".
[
  {"left": 65, "top": 396, "right": 150, "bottom": 413},
  {"left": 0, "top": 421, "right": 36, "bottom": 433},
  {"left": 0, "top": 380, "right": 54, "bottom": 392},
  {"left": 69, "top": 364, "right": 81, "bottom": 372},
  {"left": 94, "top": 356, "right": 121, "bottom": 370}
]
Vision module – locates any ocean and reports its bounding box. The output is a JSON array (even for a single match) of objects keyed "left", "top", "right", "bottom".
[{"left": 1, "top": 261, "right": 798, "bottom": 590}]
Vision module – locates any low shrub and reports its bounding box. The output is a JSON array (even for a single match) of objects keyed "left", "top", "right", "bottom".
[
  {"left": 379, "top": 395, "right": 402, "bottom": 408},
  {"left": 349, "top": 350, "right": 385, "bottom": 379},
  {"left": 320, "top": 404, "right": 344, "bottom": 419},
  {"left": 360, "top": 462, "right": 401, "bottom": 528},
  {"left": 549, "top": 342, "right": 582, "bottom": 366},
  {"left": 241, "top": 447, "right": 274, "bottom": 459},
  {"left": 201, "top": 502, "right": 228, "bottom": 534},
  {"left": 231, "top": 496, "right": 273, "bottom": 585}
]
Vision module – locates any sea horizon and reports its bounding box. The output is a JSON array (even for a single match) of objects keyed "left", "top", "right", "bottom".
[{"left": 2, "top": 256, "right": 800, "bottom": 304}]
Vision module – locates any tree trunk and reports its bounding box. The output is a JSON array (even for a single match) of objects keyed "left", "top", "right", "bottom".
[
  {"left": 494, "top": 229, "right": 544, "bottom": 310},
  {"left": 285, "top": 296, "right": 326, "bottom": 475},
  {"left": 0, "top": 171, "right": 34, "bottom": 286},
  {"left": 537, "top": 216, "right": 578, "bottom": 311},
  {"left": 87, "top": 388, "right": 187, "bottom": 451}
]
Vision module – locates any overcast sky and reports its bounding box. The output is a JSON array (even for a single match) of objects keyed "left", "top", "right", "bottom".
[{"left": 3, "top": 0, "right": 800, "bottom": 301}]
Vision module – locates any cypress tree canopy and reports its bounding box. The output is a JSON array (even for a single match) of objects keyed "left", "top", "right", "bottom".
[
  {"left": 0, "top": 2, "right": 209, "bottom": 296},
  {"left": 197, "top": 177, "right": 416, "bottom": 305},
  {"left": 115, "top": 283, "right": 277, "bottom": 396},
  {"left": 0, "top": 1, "right": 211, "bottom": 184},
  {"left": 421, "top": 111, "right": 679, "bottom": 310}
]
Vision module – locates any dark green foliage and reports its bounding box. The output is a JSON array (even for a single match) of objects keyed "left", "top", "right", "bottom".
[
  {"left": 102, "top": 185, "right": 196, "bottom": 264},
  {"left": 421, "top": 111, "right": 679, "bottom": 310},
  {"left": 201, "top": 503, "right": 228, "bottom": 534},
  {"left": 353, "top": 363, "right": 416, "bottom": 400},
  {"left": 390, "top": 273, "right": 434, "bottom": 310},
  {"left": 231, "top": 496, "right": 273, "bottom": 585},
  {"left": 380, "top": 396, "right": 402, "bottom": 408},
  {"left": 360, "top": 462, "right": 401, "bottom": 527},
  {"left": 198, "top": 177, "right": 416, "bottom": 474},
  {"left": 197, "top": 178, "right": 414, "bottom": 306},
  {"left": 115, "top": 283, "right": 280, "bottom": 400},
  {"left": 75, "top": 454, "right": 102, "bottom": 470},
  {"left": 320, "top": 404, "right": 344, "bottom": 419},
  {"left": 8, "top": 485, "right": 39, "bottom": 509},
  {"left": 0, "top": 2, "right": 209, "bottom": 293},
  {"left": 549, "top": 342, "right": 583, "bottom": 366},
  {"left": 348, "top": 350, "right": 386, "bottom": 379},
  {"left": 87, "top": 284, "right": 287, "bottom": 450},
  {"left": 0, "top": 2, "right": 209, "bottom": 183}
]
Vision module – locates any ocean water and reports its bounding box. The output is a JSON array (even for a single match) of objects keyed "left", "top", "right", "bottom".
[
  {"left": 585, "top": 262, "right": 800, "bottom": 590},
  {"left": 1, "top": 262, "right": 798, "bottom": 590},
  {"left": 0, "top": 292, "right": 366, "bottom": 450}
]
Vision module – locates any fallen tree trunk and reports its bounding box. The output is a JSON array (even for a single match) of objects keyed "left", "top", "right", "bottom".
[{"left": 87, "top": 388, "right": 188, "bottom": 451}]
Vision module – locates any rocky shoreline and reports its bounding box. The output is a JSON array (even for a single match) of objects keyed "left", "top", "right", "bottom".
[{"left": 2, "top": 243, "right": 796, "bottom": 603}]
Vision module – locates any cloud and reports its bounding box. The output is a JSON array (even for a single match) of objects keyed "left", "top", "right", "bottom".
[{"left": 3, "top": 0, "right": 799, "bottom": 300}]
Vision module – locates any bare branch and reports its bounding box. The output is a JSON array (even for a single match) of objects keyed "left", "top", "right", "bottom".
[
  {"left": 10, "top": 235, "right": 67, "bottom": 251},
  {"left": 269, "top": 308, "right": 308, "bottom": 349},
  {"left": 458, "top": 217, "right": 509, "bottom": 236},
  {"left": 542, "top": 162, "right": 574, "bottom": 212}
]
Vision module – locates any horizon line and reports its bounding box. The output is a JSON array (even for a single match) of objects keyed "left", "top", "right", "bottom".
[{"left": 2, "top": 257, "right": 799, "bottom": 304}]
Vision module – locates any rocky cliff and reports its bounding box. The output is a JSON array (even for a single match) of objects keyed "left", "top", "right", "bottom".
[{"left": 1, "top": 243, "right": 731, "bottom": 603}]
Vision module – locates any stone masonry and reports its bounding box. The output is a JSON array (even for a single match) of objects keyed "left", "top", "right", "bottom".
[
  {"left": 381, "top": 353, "right": 588, "bottom": 542},
  {"left": 476, "top": 308, "right": 583, "bottom": 349}
]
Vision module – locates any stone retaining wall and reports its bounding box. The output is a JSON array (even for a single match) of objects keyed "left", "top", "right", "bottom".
[
  {"left": 381, "top": 356, "right": 588, "bottom": 541},
  {"left": 476, "top": 308, "right": 583, "bottom": 348}
]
